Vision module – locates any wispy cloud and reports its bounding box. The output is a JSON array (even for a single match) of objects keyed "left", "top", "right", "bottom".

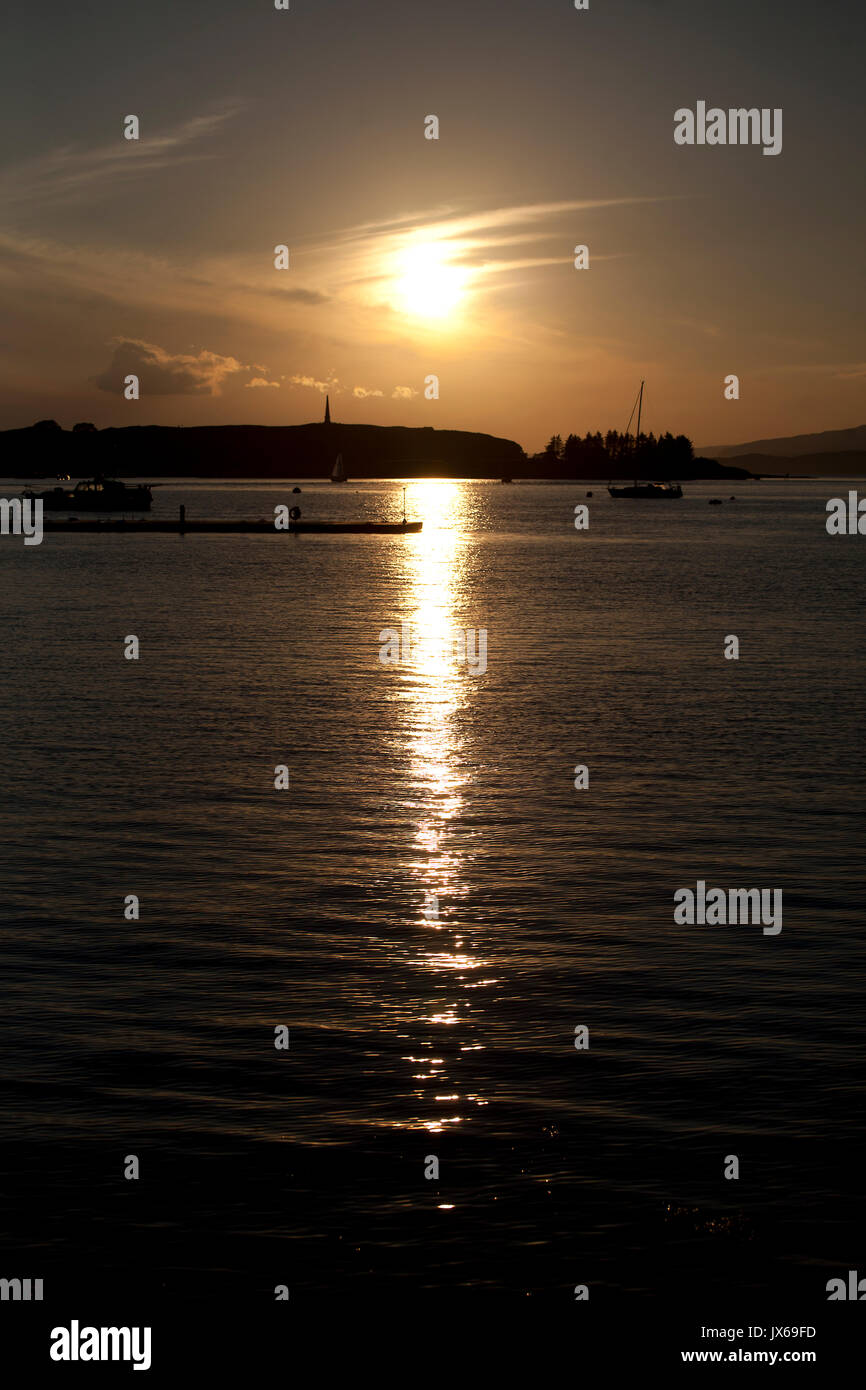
[
  {"left": 0, "top": 108, "right": 240, "bottom": 211},
  {"left": 293, "top": 197, "right": 673, "bottom": 330},
  {"left": 318, "top": 198, "right": 666, "bottom": 250},
  {"left": 0, "top": 228, "right": 330, "bottom": 340}
]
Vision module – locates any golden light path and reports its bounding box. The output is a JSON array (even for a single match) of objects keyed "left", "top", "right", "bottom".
[{"left": 393, "top": 482, "right": 492, "bottom": 1136}]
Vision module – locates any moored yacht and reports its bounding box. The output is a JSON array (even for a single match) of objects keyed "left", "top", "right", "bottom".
[
  {"left": 24, "top": 475, "right": 153, "bottom": 510},
  {"left": 607, "top": 382, "right": 684, "bottom": 499}
]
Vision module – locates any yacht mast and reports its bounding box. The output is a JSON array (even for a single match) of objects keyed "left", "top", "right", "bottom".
[{"left": 635, "top": 379, "right": 644, "bottom": 487}]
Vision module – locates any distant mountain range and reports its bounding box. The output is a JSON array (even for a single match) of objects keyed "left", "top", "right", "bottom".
[
  {"left": 708, "top": 451, "right": 866, "bottom": 476},
  {"left": 700, "top": 424, "right": 866, "bottom": 461}
]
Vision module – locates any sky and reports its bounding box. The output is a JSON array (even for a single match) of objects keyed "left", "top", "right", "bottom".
[{"left": 0, "top": 0, "right": 863, "bottom": 452}]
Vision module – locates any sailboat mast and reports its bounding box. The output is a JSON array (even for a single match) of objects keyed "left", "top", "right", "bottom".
[{"left": 635, "top": 379, "right": 644, "bottom": 487}]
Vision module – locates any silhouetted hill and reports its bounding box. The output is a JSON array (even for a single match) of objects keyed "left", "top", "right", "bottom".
[
  {"left": 1, "top": 421, "right": 750, "bottom": 481},
  {"left": 0, "top": 422, "right": 525, "bottom": 480},
  {"left": 700, "top": 424, "right": 866, "bottom": 458}
]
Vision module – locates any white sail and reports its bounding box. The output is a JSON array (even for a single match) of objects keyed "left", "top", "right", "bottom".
[{"left": 331, "top": 453, "right": 347, "bottom": 483}]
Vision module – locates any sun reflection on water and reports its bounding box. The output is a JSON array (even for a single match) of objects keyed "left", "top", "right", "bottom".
[{"left": 389, "top": 480, "right": 493, "bottom": 1137}]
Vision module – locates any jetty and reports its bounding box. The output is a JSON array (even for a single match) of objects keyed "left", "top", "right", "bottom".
[{"left": 41, "top": 506, "right": 422, "bottom": 536}]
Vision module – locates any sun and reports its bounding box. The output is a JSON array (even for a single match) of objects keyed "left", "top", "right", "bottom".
[{"left": 396, "top": 242, "right": 468, "bottom": 321}]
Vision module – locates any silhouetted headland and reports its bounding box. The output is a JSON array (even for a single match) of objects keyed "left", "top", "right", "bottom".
[{"left": 3, "top": 417, "right": 751, "bottom": 481}]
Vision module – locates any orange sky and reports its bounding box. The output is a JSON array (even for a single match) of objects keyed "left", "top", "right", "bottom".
[{"left": 0, "top": 0, "right": 863, "bottom": 451}]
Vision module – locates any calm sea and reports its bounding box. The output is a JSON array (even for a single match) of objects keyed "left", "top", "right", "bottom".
[{"left": 1, "top": 477, "right": 864, "bottom": 1308}]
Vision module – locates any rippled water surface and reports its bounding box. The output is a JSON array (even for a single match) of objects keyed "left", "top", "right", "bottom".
[{"left": 1, "top": 477, "right": 863, "bottom": 1303}]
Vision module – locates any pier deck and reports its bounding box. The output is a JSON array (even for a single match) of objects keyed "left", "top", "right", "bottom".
[{"left": 41, "top": 517, "right": 423, "bottom": 535}]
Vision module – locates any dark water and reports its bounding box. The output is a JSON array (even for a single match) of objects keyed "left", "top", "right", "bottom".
[{"left": 1, "top": 478, "right": 864, "bottom": 1318}]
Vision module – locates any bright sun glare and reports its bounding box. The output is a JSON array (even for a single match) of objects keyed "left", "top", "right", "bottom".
[{"left": 397, "top": 243, "right": 467, "bottom": 321}]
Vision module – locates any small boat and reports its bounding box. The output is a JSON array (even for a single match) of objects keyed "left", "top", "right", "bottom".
[
  {"left": 331, "top": 453, "right": 347, "bottom": 484},
  {"left": 24, "top": 474, "right": 153, "bottom": 511},
  {"left": 607, "top": 381, "right": 683, "bottom": 499},
  {"left": 708, "top": 497, "right": 723, "bottom": 505},
  {"left": 501, "top": 477, "right": 513, "bottom": 484},
  {"left": 609, "top": 481, "right": 683, "bottom": 498}
]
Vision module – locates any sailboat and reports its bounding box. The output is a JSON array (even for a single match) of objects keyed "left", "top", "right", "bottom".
[
  {"left": 331, "top": 452, "right": 347, "bottom": 484},
  {"left": 608, "top": 382, "right": 683, "bottom": 498}
]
